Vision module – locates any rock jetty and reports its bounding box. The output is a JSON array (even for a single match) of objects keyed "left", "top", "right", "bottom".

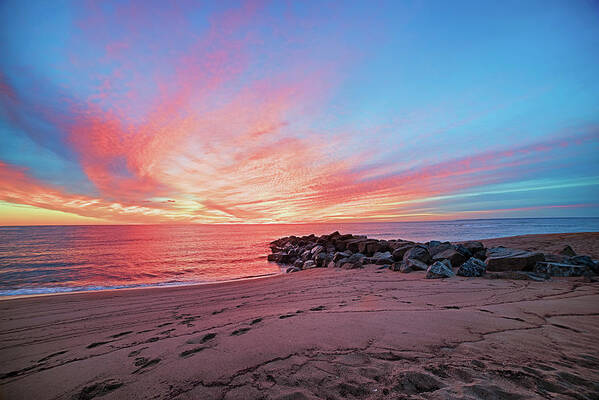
[{"left": 269, "top": 232, "right": 599, "bottom": 279}]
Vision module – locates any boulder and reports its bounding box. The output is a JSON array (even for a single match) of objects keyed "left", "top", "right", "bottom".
[
  {"left": 403, "top": 245, "right": 432, "bottom": 265},
  {"left": 461, "top": 241, "right": 486, "bottom": 260},
  {"left": 346, "top": 238, "right": 368, "bottom": 253},
  {"left": 303, "top": 260, "right": 316, "bottom": 269},
  {"left": 543, "top": 254, "right": 572, "bottom": 264},
  {"left": 457, "top": 257, "right": 486, "bottom": 277},
  {"left": 347, "top": 253, "right": 365, "bottom": 264},
  {"left": 293, "top": 259, "right": 304, "bottom": 269},
  {"left": 454, "top": 244, "right": 472, "bottom": 258},
  {"left": 393, "top": 258, "right": 428, "bottom": 273},
  {"left": 300, "top": 250, "right": 311, "bottom": 261},
  {"left": 485, "top": 247, "right": 545, "bottom": 272},
  {"left": 340, "top": 260, "right": 363, "bottom": 269},
  {"left": 314, "top": 252, "right": 328, "bottom": 268},
  {"left": 392, "top": 244, "right": 414, "bottom": 261},
  {"left": 558, "top": 245, "right": 576, "bottom": 257},
  {"left": 427, "top": 242, "right": 453, "bottom": 257},
  {"left": 534, "top": 262, "right": 588, "bottom": 277},
  {"left": 426, "top": 261, "right": 455, "bottom": 279},
  {"left": 335, "top": 258, "right": 350, "bottom": 268},
  {"left": 461, "top": 241, "right": 485, "bottom": 253},
  {"left": 332, "top": 251, "right": 351, "bottom": 263},
  {"left": 370, "top": 251, "right": 393, "bottom": 265},
  {"left": 310, "top": 245, "right": 325, "bottom": 256},
  {"left": 286, "top": 267, "right": 300, "bottom": 273},
  {"left": 389, "top": 240, "right": 415, "bottom": 250},
  {"left": 267, "top": 252, "right": 292, "bottom": 263},
  {"left": 432, "top": 248, "right": 467, "bottom": 268},
  {"left": 570, "top": 255, "right": 598, "bottom": 273},
  {"left": 358, "top": 239, "right": 382, "bottom": 256}
]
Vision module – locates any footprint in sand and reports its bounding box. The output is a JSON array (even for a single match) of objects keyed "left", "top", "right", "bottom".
[
  {"left": 279, "top": 314, "right": 296, "bottom": 319},
  {"left": 309, "top": 305, "right": 326, "bottom": 311},
  {"left": 38, "top": 350, "right": 68, "bottom": 363},
  {"left": 186, "top": 332, "right": 217, "bottom": 344},
  {"left": 128, "top": 347, "right": 147, "bottom": 357},
  {"left": 76, "top": 379, "right": 123, "bottom": 399},
  {"left": 231, "top": 327, "right": 251, "bottom": 336},
  {"left": 111, "top": 331, "right": 132, "bottom": 338},
  {"left": 250, "top": 318, "right": 262, "bottom": 325},
  {"left": 180, "top": 347, "right": 206, "bottom": 358},
  {"left": 86, "top": 341, "right": 110, "bottom": 349},
  {"left": 132, "top": 358, "right": 160, "bottom": 374}
]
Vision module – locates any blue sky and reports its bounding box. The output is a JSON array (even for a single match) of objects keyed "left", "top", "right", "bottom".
[{"left": 0, "top": 0, "right": 598, "bottom": 224}]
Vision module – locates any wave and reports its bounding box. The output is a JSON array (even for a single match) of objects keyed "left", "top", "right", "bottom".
[{"left": 0, "top": 272, "right": 281, "bottom": 297}]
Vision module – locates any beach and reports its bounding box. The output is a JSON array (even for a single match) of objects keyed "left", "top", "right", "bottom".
[{"left": 1, "top": 232, "right": 598, "bottom": 399}]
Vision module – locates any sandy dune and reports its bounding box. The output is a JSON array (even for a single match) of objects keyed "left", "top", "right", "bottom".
[{"left": 0, "top": 233, "right": 598, "bottom": 399}]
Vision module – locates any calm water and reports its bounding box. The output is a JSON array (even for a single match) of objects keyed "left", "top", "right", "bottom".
[{"left": 1, "top": 218, "right": 597, "bottom": 296}]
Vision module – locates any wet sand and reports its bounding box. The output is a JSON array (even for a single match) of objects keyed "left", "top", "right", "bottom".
[{"left": 0, "top": 232, "right": 598, "bottom": 399}]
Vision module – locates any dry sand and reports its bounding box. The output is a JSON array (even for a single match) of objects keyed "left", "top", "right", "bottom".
[{"left": 1, "top": 232, "right": 598, "bottom": 400}]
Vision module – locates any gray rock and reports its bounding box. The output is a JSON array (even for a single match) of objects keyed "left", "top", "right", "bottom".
[
  {"left": 394, "top": 258, "right": 428, "bottom": 273},
  {"left": 267, "top": 252, "right": 292, "bottom": 263},
  {"left": 340, "top": 261, "right": 363, "bottom": 269},
  {"left": 392, "top": 243, "right": 414, "bottom": 261},
  {"left": 358, "top": 239, "right": 382, "bottom": 256},
  {"left": 346, "top": 238, "right": 368, "bottom": 253},
  {"left": 457, "top": 257, "right": 486, "bottom": 277},
  {"left": 286, "top": 267, "right": 300, "bottom": 273},
  {"left": 570, "top": 255, "right": 598, "bottom": 273},
  {"left": 403, "top": 245, "right": 432, "bottom": 264},
  {"left": 314, "top": 252, "right": 328, "bottom": 267},
  {"left": 335, "top": 257, "right": 349, "bottom": 268},
  {"left": 543, "top": 254, "right": 572, "bottom": 264},
  {"left": 300, "top": 250, "right": 311, "bottom": 261},
  {"left": 370, "top": 251, "right": 393, "bottom": 265},
  {"left": 461, "top": 241, "right": 486, "bottom": 260},
  {"left": 427, "top": 240, "right": 443, "bottom": 248},
  {"left": 347, "top": 253, "right": 365, "bottom": 264},
  {"left": 558, "top": 245, "right": 576, "bottom": 257},
  {"left": 432, "top": 248, "right": 467, "bottom": 268},
  {"left": 426, "top": 261, "right": 455, "bottom": 279},
  {"left": 293, "top": 259, "right": 304, "bottom": 269},
  {"left": 332, "top": 251, "right": 351, "bottom": 263},
  {"left": 427, "top": 242, "right": 453, "bottom": 257},
  {"left": 455, "top": 244, "right": 472, "bottom": 258},
  {"left": 303, "top": 260, "right": 316, "bottom": 269},
  {"left": 485, "top": 247, "right": 545, "bottom": 271},
  {"left": 461, "top": 241, "right": 485, "bottom": 253},
  {"left": 534, "top": 262, "right": 588, "bottom": 277},
  {"left": 310, "top": 245, "right": 325, "bottom": 256}
]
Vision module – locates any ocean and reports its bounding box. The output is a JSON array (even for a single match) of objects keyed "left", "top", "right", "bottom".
[{"left": 1, "top": 218, "right": 597, "bottom": 296}]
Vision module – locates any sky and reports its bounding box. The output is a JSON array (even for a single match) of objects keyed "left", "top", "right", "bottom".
[{"left": 0, "top": 0, "right": 598, "bottom": 225}]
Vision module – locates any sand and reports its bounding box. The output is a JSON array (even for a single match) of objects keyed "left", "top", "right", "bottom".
[{"left": 0, "top": 232, "right": 598, "bottom": 399}]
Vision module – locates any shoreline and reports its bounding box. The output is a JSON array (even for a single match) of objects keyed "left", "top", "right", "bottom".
[
  {"left": 1, "top": 231, "right": 598, "bottom": 302},
  {"left": 0, "top": 272, "right": 283, "bottom": 301}
]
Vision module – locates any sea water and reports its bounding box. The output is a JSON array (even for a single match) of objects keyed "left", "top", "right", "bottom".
[{"left": 1, "top": 218, "right": 597, "bottom": 296}]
